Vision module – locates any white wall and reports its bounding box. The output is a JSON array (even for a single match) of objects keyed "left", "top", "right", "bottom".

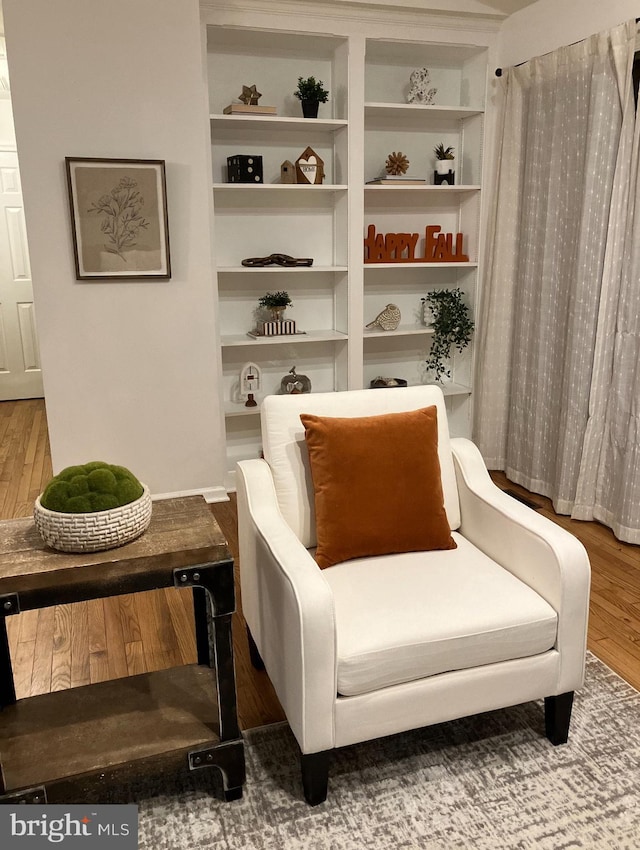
[
  {"left": 4, "top": 0, "right": 226, "bottom": 500},
  {"left": 498, "top": 0, "right": 639, "bottom": 67}
]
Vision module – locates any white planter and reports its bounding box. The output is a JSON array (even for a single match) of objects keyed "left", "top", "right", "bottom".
[
  {"left": 435, "top": 159, "right": 455, "bottom": 174},
  {"left": 34, "top": 485, "right": 152, "bottom": 553}
]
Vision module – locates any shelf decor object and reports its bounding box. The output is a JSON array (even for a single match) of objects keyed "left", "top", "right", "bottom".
[
  {"left": 34, "top": 461, "right": 152, "bottom": 553},
  {"left": 240, "top": 362, "right": 262, "bottom": 407},
  {"left": 224, "top": 84, "right": 277, "bottom": 115},
  {"left": 294, "top": 76, "right": 330, "bottom": 119},
  {"left": 366, "top": 176, "right": 426, "bottom": 185},
  {"left": 370, "top": 376, "right": 408, "bottom": 388},
  {"left": 365, "top": 303, "right": 402, "bottom": 331},
  {"left": 407, "top": 68, "right": 437, "bottom": 104},
  {"left": 223, "top": 103, "right": 277, "bottom": 115},
  {"left": 295, "top": 146, "right": 325, "bottom": 184},
  {"left": 65, "top": 157, "right": 171, "bottom": 280},
  {"left": 258, "top": 289, "right": 292, "bottom": 319},
  {"left": 250, "top": 289, "right": 302, "bottom": 337},
  {"left": 280, "top": 365, "right": 312, "bottom": 394},
  {"left": 422, "top": 287, "right": 474, "bottom": 382},
  {"left": 280, "top": 160, "right": 297, "bottom": 183},
  {"left": 385, "top": 151, "right": 410, "bottom": 175},
  {"left": 259, "top": 318, "right": 298, "bottom": 336},
  {"left": 434, "top": 143, "right": 455, "bottom": 185},
  {"left": 242, "top": 253, "right": 314, "bottom": 268},
  {"left": 364, "top": 224, "right": 469, "bottom": 263},
  {"left": 227, "top": 154, "right": 263, "bottom": 184},
  {"left": 240, "top": 84, "right": 261, "bottom": 105},
  {"left": 434, "top": 170, "right": 455, "bottom": 186}
]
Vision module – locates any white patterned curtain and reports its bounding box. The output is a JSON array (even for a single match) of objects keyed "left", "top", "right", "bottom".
[
  {"left": 573, "top": 65, "right": 640, "bottom": 542},
  {"left": 474, "top": 21, "right": 638, "bottom": 538}
]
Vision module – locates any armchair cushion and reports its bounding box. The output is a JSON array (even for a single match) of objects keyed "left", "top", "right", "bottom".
[
  {"left": 323, "top": 533, "right": 558, "bottom": 696},
  {"left": 300, "top": 406, "right": 456, "bottom": 569}
]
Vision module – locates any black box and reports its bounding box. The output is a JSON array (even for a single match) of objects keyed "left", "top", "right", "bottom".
[{"left": 227, "top": 155, "right": 263, "bottom": 184}]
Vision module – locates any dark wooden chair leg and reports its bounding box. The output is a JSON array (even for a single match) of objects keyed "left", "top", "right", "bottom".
[
  {"left": 545, "top": 691, "right": 574, "bottom": 745},
  {"left": 246, "top": 626, "right": 265, "bottom": 671},
  {"left": 301, "top": 750, "right": 331, "bottom": 806}
]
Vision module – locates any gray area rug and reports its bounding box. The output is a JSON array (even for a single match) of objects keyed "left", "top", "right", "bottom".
[{"left": 120, "top": 654, "right": 640, "bottom": 848}]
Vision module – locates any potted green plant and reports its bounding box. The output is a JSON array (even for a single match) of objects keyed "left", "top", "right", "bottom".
[
  {"left": 258, "top": 290, "right": 293, "bottom": 321},
  {"left": 294, "top": 76, "right": 329, "bottom": 118},
  {"left": 34, "top": 461, "right": 152, "bottom": 552},
  {"left": 422, "top": 288, "right": 474, "bottom": 383},
  {"left": 433, "top": 143, "right": 455, "bottom": 175}
]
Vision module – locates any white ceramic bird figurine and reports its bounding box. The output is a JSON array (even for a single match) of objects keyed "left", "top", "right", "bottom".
[{"left": 366, "top": 303, "right": 401, "bottom": 331}]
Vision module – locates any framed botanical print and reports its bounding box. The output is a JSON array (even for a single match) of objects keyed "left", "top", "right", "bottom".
[{"left": 65, "top": 157, "right": 171, "bottom": 280}]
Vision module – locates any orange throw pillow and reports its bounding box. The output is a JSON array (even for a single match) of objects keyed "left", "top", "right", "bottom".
[{"left": 300, "top": 406, "right": 456, "bottom": 569}]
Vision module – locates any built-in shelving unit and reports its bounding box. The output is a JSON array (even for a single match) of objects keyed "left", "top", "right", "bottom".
[
  {"left": 362, "top": 37, "right": 486, "bottom": 437},
  {"left": 206, "top": 26, "right": 350, "bottom": 482},
  {"left": 204, "top": 14, "right": 491, "bottom": 486}
]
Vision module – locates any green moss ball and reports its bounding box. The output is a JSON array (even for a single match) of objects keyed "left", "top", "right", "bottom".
[{"left": 40, "top": 462, "right": 144, "bottom": 513}]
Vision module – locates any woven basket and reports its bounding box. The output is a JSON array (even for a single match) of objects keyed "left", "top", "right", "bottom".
[{"left": 34, "top": 485, "right": 152, "bottom": 553}]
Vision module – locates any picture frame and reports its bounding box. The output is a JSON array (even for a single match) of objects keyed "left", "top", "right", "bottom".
[{"left": 65, "top": 157, "right": 171, "bottom": 280}]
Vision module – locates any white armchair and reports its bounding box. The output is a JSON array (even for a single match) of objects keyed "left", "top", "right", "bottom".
[{"left": 236, "top": 386, "right": 590, "bottom": 805}]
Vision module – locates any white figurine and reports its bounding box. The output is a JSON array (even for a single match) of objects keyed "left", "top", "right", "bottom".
[{"left": 407, "top": 68, "right": 437, "bottom": 105}]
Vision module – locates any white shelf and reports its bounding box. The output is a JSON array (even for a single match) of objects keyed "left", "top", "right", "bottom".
[
  {"left": 217, "top": 265, "right": 348, "bottom": 274},
  {"left": 431, "top": 382, "right": 472, "bottom": 397},
  {"left": 365, "top": 102, "right": 484, "bottom": 125},
  {"left": 364, "top": 262, "right": 478, "bottom": 270},
  {"left": 224, "top": 381, "right": 470, "bottom": 414},
  {"left": 365, "top": 184, "right": 480, "bottom": 193},
  {"left": 210, "top": 114, "right": 348, "bottom": 133},
  {"left": 364, "top": 325, "right": 434, "bottom": 339},
  {"left": 224, "top": 403, "right": 262, "bottom": 417},
  {"left": 221, "top": 329, "right": 348, "bottom": 347},
  {"left": 213, "top": 183, "right": 348, "bottom": 193}
]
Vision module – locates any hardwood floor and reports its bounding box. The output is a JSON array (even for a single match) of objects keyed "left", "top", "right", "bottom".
[{"left": 2, "top": 399, "right": 639, "bottom": 736}]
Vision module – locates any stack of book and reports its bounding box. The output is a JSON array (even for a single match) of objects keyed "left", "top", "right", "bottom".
[
  {"left": 366, "top": 175, "right": 427, "bottom": 186},
  {"left": 223, "top": 103, "right": 277, "bottom": 116}
]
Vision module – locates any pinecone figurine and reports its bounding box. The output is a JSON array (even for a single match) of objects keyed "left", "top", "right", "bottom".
[{"left": 366, "top": 304, "right": 401, "bottom": 331}]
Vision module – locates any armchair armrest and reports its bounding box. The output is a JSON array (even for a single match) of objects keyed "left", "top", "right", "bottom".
[
  {"left": 450, "top": 438, "right": 591, "bottom": 694},
  {"left": 236, "top": 458, "right": 336, "bottom": 754}
]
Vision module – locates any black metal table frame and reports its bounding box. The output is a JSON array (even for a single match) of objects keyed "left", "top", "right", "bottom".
[{"left": 0, "top": 557, "right": 245, "bottom": 803}]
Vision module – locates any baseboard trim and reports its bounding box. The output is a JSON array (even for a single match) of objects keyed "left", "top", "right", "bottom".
[
  {"left": 224, "top": 470, "right": 237, "bottom": 493},
  {"left": 152, "top": 486, "right": 229, "bottom": 504}
]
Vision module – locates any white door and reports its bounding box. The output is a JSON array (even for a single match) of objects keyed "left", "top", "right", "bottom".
[{"left": 0, "top": 149, "right": 43, "bottom": 400}]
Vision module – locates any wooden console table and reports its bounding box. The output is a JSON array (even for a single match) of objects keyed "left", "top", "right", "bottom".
[{"left": 0, "top": 495, "right": 245, "bottom": 803}]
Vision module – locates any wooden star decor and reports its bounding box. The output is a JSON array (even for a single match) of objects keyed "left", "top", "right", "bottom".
[{"left": 239, "top": 84, "right": 262, "bottom": 105}]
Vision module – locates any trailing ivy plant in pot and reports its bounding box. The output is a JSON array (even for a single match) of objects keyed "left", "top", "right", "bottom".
[
  {"left": 258, "top": 290, "right": 293, "bottom": 321},
  {"left": 434, "top": 143, "right": 455, "bottom": 175},
  {"left": 294, "top": 76, "right": 329, "bottom": 119},
  {"left": 34, "top": 461, "right": 152, "bottom": 553},
  {"left": 422, "top": 288, "right": 474, "bottom": 383}
]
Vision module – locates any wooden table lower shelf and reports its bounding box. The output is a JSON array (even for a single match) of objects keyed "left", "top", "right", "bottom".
[
  {"left": 0, "top": 665, "right": 243, "bottom": 801},
  {"left": 0, "top": 496, "right": 245, "bottom": 803}
]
